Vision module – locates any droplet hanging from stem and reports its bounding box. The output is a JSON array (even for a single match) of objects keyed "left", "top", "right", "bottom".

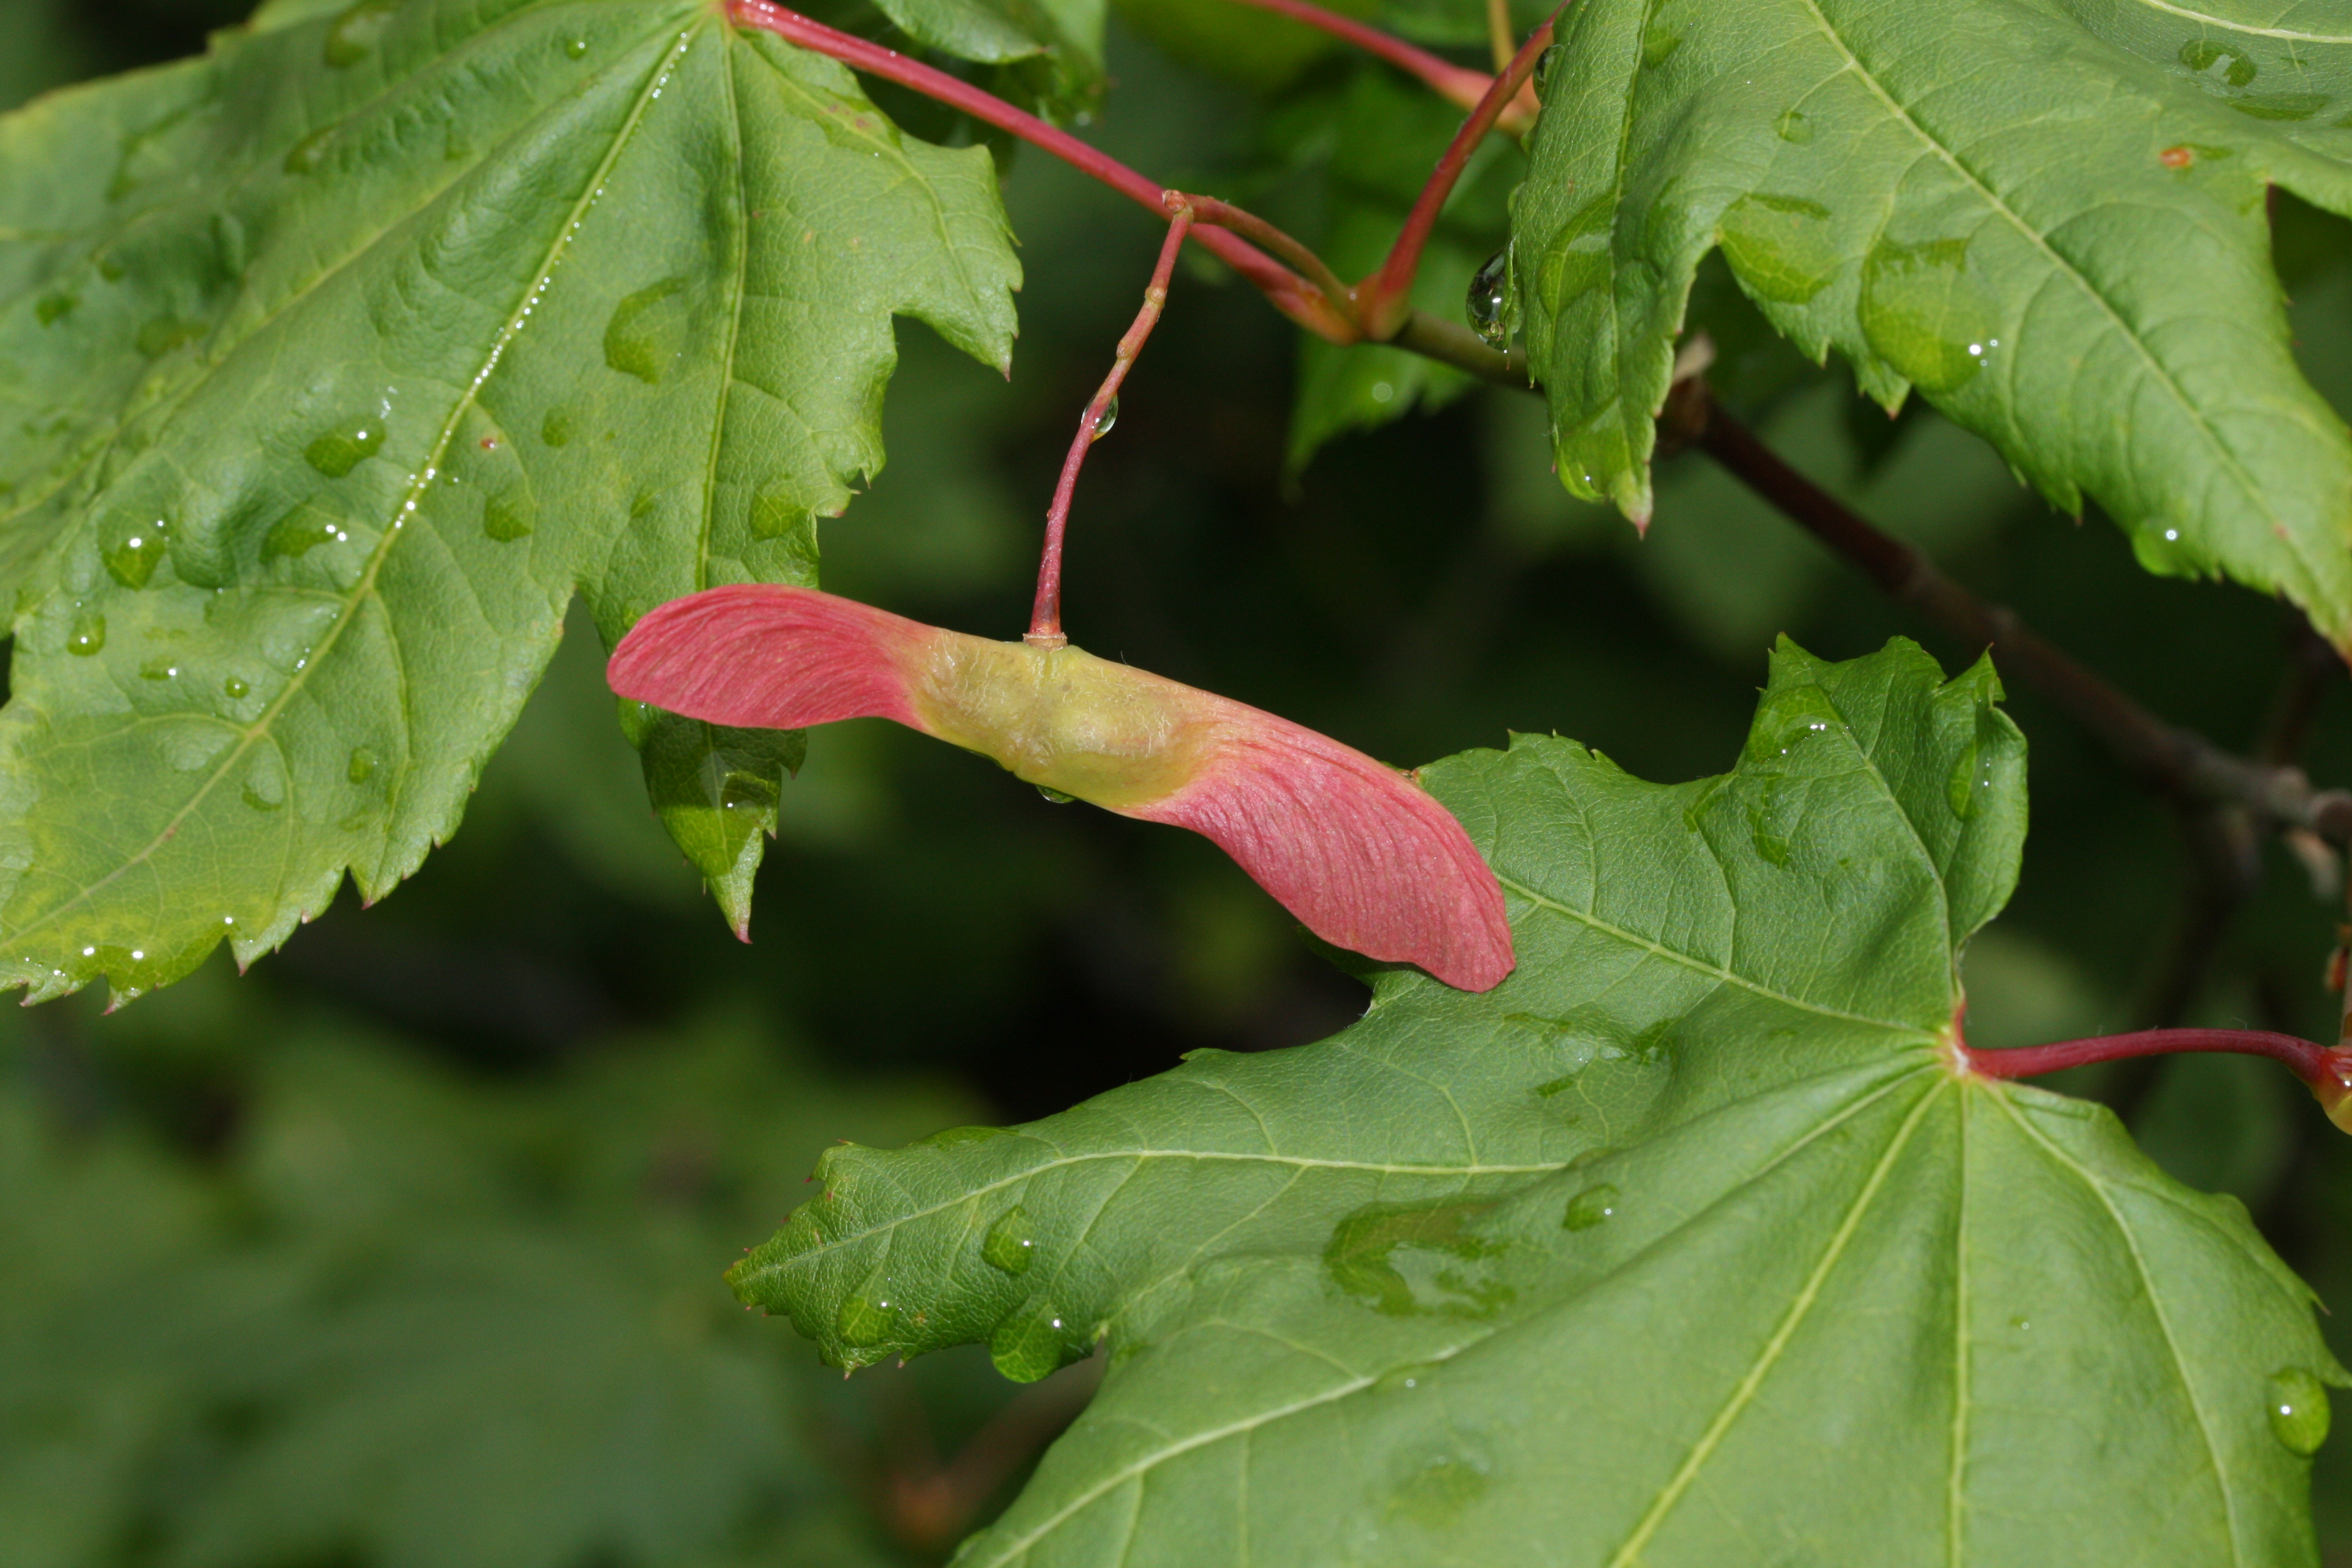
[{"left": 1026, "top": 195, "right": 1196, "bottom": 650}]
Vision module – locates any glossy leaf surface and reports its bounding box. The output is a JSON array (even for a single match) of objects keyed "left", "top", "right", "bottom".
[
  {"left": 0, "top": 0, "right": 1021, "bottom": 1000},
  {"left": 1513, "top": 0, "right": 2352, "bottom": 646},
  {"left": 733, "top": 640, "right": 2344, "bottom": 1566}
]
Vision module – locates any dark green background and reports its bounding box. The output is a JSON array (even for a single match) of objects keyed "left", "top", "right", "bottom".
[{"left": 6, "top": 0, "right": 2349, "bottom": 1559}]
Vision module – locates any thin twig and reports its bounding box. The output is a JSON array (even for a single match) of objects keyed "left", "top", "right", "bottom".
[
  {"left": 1657, "top": 378, "right": 2352, "bottom": 846},
  {"left": 1029, "top": 199, "right": 1196, "bottom": 647}
]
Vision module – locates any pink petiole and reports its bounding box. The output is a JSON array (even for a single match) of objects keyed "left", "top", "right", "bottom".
[
  {"left": 1967, "top": 1026, "right": 2352, "bottom": 1132},
  {"left": 1027, "top": 196, "right": 1196, "bottom": 648}
]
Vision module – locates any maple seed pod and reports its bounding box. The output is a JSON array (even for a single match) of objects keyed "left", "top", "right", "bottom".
[{"left": 608, "top": 585, "right": 1515, "bottom": 992}]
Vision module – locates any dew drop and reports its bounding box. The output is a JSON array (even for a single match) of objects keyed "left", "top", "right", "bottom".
[
  {"left": 1945, "top": 741, "right": 1983, "bottom": 819},
  {"left": 65, "top": 609, "right": 105, "bottom": 657},
  {"left": 2269, "top": 1368, "right": 2331, "bottom": 1456},
  {"left": 603, "top": 276, "right": 690, "bottom": 384},
  {"left": 35, "top": 293, "right": 75, "bottom": 326},
  {"left": 1466, "top": 247, "right": 1511, "bottom": 349},
  {"left": 482, "top": 491, "right": 535, "bottom": 541},
  {"left": 323, "top": 0, "right": 399, "bottom": 68},
  {"left": 1774, "top": 107, "right": 1814, "bottom": 144},
  {"left": 305, "top": 417, "right": 386, "bottom": 477},
  {"left": 988, "top": 1298, "right": 1071, "bottom": 1383},
  {"left": 284, "top": 127, "right": 335, "bottom": 175},
  {"left": 1035, "top": 785, "right": 1075, "bottom": 804},
  {"left": 223, "top": 675, "right": 250, "bottom": 700},
  {"left": 104, "top": 520, "right": 169, "bottom": 589},
  {"left": 541, "top": 407, "right": 574, "bottom": 448},
  {"left": 2179, "top": 39, "right": 2258, "bottom": 89},
  {"left": 138, "top": 317, "right": 202, "bottom": 357},
  {"left": 749, "top": 486, "right": 803, "bottom": 541},
  {"left": 835, "top": 1291, "right": 894, "bottom": 1348},
  {"left": 242, "top": 753, "right": 287, "bottom": 812},
  {"left": 1090, "top": 396, "right": 1119, "bottom": 439},
  {"left": 263, "top": 508, "right": 342, "bottom": 562},
  {"left": 983, "top": 1206, "right": 1038, "bottom": 1274},
  {"left": 139, "top": 656, "right": 177, "bottom": 680},
  {"left": 1640, "top": 21, "right": 1681, "bottom": 67},
  {"left": 347, "top": 746, "right": 379, "bottom": 785},
  {"left": 1534, "top": 42, "right": 1562, "bottom": 97},
  {"left": 1857, "top": 236, "right": 1995, "bottom": 395},
  {"left": 565, "top": 36, "right": 590, "bottom": 58},
  {"left": 1562, "top": 1183, "right": 1619, "bottom": 1231}
]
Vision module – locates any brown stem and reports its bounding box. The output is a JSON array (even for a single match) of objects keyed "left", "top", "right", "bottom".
[
  {"left": 1661, "top": 379, "right": 2352, "bottom": 846},
  {"left": 1028, "top": 199, "right": 1196, "bottom": 647}
]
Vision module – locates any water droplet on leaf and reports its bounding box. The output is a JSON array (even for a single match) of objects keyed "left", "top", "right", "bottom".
[
  {"left": 989, "top": 1297, "right": 1072, "bottom": 1382},
  {"left": 1718, "top": 193, "right": 1837, "bottom": 304},
  {"left": 566, "top": 36, "right": 590, "bottom": 58},
  {"left": 223, "top": 675, "right": 250, "bottom": 700},
  {"left": 983, "top": 1206, "right": 1038, "bottom": 1273},
  {"left": 283, "top": 127, "right": 335, "bottom": 175},
  {"left": 242, "top": 752, "right": 287, "bottom": 812},
  {"left": 323, "top": 0, "right": 399, "bottom": 68},
  {"left": 1858, "top": 236, "right": 1997, "bottom": 395},
  {"left": 1774, "top": 107, "right": 1814, "bottom": 143},
  {"left": 1562, "top": 1183, "right": 1620, "bottom": 1231},
  {"left": 104, "top": 520, "right": 169, "bottom": 589},
  {"left": 66, "top": 610, "right": 104, "bottom": 657},
  {"left": 264, "top": 508, "right": 341, "bottom": 561},
  {"left": 541, "top": 407, "right": 574, "bottom": 448},
  {"left": 1945, "top": 741, "right": 1983, "bottom": 818},
  {"left": 749, "top": 486, "right": 805, "bottom": 542},
  {"left": 305, "top": 417, "right": 385, "bottom": 477},
  {"left": 35, "top": 293, "right": 75, "bottom": 326},
  {"left": 603, "top": 276, "right": 690, "bottom": 384},
  {"left": 1534, "top": 43, "right": 1562, "bottom": 97},
  {"left": 1466, "top": 248, "right": 1511, "bottom": 348},
  {"left": 347, "top": 746, "right": 379, "bottom": 784},
  {"left": 482, "top": 491, "right": 533, "bottom": 541},
  {"left": 835, "top": 1290, "right": 894, "bottom": 1348},
  {"left": 2269, "top": 1368, "right": 2331, "bottom": 1455},
  {"left": 1091, "top": 396, "right": 1118, "bottom": 439},
  {"left": 2179, "top": 39, "right": 2258, "bottom": 88},
  {"left": 1036, "top": 785, "right": 1075, "bottom": 803}
]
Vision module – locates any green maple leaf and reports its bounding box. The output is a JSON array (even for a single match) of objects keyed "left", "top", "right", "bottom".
[
  {"left": 1512, "top": 1, "right": 2352, "bottom": 647},
  {"left": 0, "top": 0, "right": 1033, "bottom": 1000},
  {"left": 731, "top": 639, "right": 2344, "bottom": 1566}
]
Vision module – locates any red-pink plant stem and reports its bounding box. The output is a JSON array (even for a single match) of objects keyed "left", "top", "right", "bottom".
[
  {"left": 1965, "top": 1028, "right": 2339, "bottom": 1081},
  {"left": 1185, "top": 195, "right": 1352, "bottom": 315},
  {"left": 726, "top": 0, "right": 1355, "bottom": 341},
  {"left": 1027, "top": 200, "right": 1196, "bottom": 647},
  {"left": 1214, "top": 0, "right": 1495, "bottom": 111},
  {"left": 1355, "top": 17, "right": 1553, "bottom": 340}
]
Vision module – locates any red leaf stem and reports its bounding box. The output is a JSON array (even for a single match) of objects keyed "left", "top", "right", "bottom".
[
  {"left": 1355, "top": 15, "right": 1554, "bottom": 339},
  {"left": 726, "top": 0, "right": 1355, "bottom": 341},
  {"left": 1029, "top": 198, "right": 1196, "bottom": 647},
  {"left": 1211, "top": 0, "right": 1497, "bottom": 113},
  {"left": 1967, "top": 1027, "right": 2352, "bottom": 1132}
]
